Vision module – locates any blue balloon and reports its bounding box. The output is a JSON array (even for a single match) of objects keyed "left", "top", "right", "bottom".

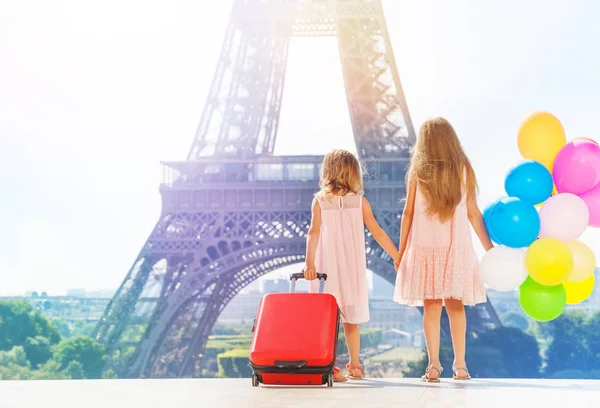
[
  {"left": 488, "top": 197, "right": 540, "bottom": 248},
  {"left": 483, "top": 202, "right": 501, "bottom": 244},
  {"left": 505, "top": 160, "right": 553, "bottom": 205}
]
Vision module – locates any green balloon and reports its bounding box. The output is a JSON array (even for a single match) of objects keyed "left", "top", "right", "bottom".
[{"left": 519, "top": 276, "right": 566, "bottom": 322}]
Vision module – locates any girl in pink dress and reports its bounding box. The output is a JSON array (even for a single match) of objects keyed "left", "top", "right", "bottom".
[
  {"left": 303, "top": 149, "right": 400, "bottom": 382},
  {"left": 393, "top": 118, "right": 493, "bottom": 382}
]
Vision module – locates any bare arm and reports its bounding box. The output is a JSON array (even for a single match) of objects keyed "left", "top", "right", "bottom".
[
  {"left": 398, "top": 173, "right": 416, "bottom": 265},
  {"left": 303, "top": 197, "right": 322, "bottom": 280},
  {"left": 362, "top": 197, "right": 400, "bottom": 263},
  {"left": 467, "top": 183, "right": 494, "bottom": 252}
]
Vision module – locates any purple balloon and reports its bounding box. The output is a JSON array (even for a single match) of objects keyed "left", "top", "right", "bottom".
[
  {"left": 553, "top": 139, "right": 600, "bottom": 195},
  {"left": 580, "top": 182, "right": 600, "bottom": 228}
]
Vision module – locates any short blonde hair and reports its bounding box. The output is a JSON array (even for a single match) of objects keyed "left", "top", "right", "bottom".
[{"left": 318, "top": 150, "right": 363, "bottom": 197}]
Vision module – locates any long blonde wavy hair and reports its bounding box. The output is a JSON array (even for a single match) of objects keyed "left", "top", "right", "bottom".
[
  {"left": 408, "top": 117, "right": 477, "bottom": 222},
  {"left": 318, "top": 149, "right": 363, "bottom": 197}
]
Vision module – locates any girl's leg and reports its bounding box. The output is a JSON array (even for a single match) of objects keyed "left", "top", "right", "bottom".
[
  {"left": 444, "top": 298, "right": 469, "bottom": 379},
  {"left": 423, "top": 299, "right": 443, "bottom": 379},
  {"left": 343, "top": 323, "right": 363, "bottom": 379}
]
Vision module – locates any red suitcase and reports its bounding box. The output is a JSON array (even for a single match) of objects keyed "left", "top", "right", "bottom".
[{"left": 249, "top": 273, "right": 340, "bottom": 387}]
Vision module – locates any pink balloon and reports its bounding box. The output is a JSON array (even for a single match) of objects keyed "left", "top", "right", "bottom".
[
  {"left": 553, "top": 140, "right": 600, "bottom": 195},
  {"left": 581, "top": 182, "right": 600, "bottom": 228},
  {"left": 538, "top": 193, "right": 589, "bottom": 241}
]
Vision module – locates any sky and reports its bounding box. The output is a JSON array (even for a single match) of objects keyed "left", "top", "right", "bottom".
[{"left": 1, "top": 0, "right": 600, "bottom": 295}]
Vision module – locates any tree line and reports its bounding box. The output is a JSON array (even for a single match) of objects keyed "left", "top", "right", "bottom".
[
  {"left": 0, "top": 300, "right": 114, "bottom": 380},
  {"left": 3, "top": 298, "right": 600, "bottom": 380},
  {"left": 404, "top": 312, "right": 600, "bottom": 379}
]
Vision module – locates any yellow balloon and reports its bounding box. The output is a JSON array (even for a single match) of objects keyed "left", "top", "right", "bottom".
[
  {"left": 517, "top": 112, "right": 566, "bottom": 171},
  {"left": 526, "top": 238, "right": 574, "bottom": 286},
  {"left": 566, "top": 241, "right": 596, "bottom": 282},
  {"left": 563, "top": 275, "right": 595, "bottom": 304}
]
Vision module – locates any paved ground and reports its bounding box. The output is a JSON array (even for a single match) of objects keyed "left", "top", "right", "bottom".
[{"left": 1, "top": 378, "right": 599, "bottom": 408}]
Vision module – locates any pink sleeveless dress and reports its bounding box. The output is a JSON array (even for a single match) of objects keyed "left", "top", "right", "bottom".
[
  {"left": 393, "top": 182, "right": 487, "bottom": 306},
  {"left": 309, "top": 193, "right": 370, "bottom": 324}
]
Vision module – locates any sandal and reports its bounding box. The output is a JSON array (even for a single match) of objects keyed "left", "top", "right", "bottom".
[
  {"left": 333, "top": 366, "right": 347, "bottom": 382},
  {"left": 452, "top": 365, "right": 471, "bottom": 380},
  {"left": 421, "top": 365, "right": 443, "bottom": 383},
  {"left": 346, "top": 363, "right": 363, "bottom": 380}
]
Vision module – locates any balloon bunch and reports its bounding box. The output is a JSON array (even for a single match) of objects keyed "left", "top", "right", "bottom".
[{"left": 480, "top": 112, "right": 599, "bottom": 322}]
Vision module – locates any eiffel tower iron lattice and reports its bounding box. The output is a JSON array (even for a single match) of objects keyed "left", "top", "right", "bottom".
[{"left": 94, "top": 0, "right": 501, "bottom": 378}]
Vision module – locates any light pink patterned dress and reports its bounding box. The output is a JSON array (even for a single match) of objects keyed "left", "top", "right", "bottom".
[
  {"left": 309, "top": 193, "right": 370, "bottom": 324},
  {"left": 393, "top": 181, "right": 487, "bottom": 307}
]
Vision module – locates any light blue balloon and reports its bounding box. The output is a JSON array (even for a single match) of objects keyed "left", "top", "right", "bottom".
[
  {"left": 505, "top": 160, "right": 553, "bottom": 205},
  {"left": 483, "top": 201, "right": 501, "bottom": 245},
  {"left": 488, "top": 197, "right": 540, "bottom": 248}
]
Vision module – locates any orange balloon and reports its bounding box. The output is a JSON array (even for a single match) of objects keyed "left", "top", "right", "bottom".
[{"left": 518, "top": 112, "right": 566, "bottom": 171}]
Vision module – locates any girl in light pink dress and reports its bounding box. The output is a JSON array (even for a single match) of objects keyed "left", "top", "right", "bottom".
[
  {"left": 393, "top": 118, "right": 493, "bottom": 382},
  {"left": 303, "top": 150, "right": 400, "bottom": 382}
]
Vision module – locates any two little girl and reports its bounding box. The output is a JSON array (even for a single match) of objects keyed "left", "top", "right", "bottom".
[{"left": 303, "top": 117, "right": 493, "bottom": 382}]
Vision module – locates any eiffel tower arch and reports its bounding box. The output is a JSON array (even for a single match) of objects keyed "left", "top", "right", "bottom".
[{"left": 95, "top": 0, "right": 501, "bottom": 378}]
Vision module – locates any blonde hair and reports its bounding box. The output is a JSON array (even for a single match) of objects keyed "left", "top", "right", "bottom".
[
  {"left": 318, "top": 150, "right": 363, "bottom": 197},
  {"left": 408, "top": 117, "right": 477, "bottom": 222}
]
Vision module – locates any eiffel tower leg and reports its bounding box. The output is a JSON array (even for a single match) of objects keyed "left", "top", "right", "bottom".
[
  {"left": 337, "top": 1, "right": 415, "bottom": 158},
  {"left": 187, "top": 3, "right": 291, "bottom": 159},
  {"left": 132, "top": 244, "right": 306, "bottom": 378},
  {"left": 95, "top": 255, "right": 156, "bottom": 344}
]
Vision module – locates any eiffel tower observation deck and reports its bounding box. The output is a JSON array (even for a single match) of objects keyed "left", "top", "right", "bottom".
[{"left": 94, "top": 0, "right": 501, "bottom": 379}]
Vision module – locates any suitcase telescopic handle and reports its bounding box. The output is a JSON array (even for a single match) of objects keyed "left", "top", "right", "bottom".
[
  {"left": 289, "top": 273, "right": 327, "bottom": 293},
  {"left": 289, "top": 272, "right": 327, "bottom": 281}
]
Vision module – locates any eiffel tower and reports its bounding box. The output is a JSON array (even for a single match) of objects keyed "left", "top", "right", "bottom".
[{"left": 94, "top": 0, "right": 501, "bottom": 378}]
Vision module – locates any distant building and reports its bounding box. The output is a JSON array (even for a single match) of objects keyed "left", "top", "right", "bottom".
[
  {"left": 0, "top": 296, "right": 112, "bottom": 321},
  {"left": 218, "top": 291, "right": 263, "bottom": 324},
  {"left": 85, "top": 289, "right": 116, "bottom": 299},
  {"left": 63, "top": 288, "right": 116, "bottom": 299},
  {"left": 260, "top": 279, "right": 289, "bottom": 294},
  {"left": 371, "top": 274, "right": 394, "bottom": 298},
  {"left": 239, "top": 280, "right": 261, "bottom": 295},
  {"left": 383, "top": 329, "right": 424, "bottom": 347},
  {"left": 364, "top": 298, "right": 422, "bottom": 333},
  {"left": 67, "top": 288, "right": 87, "bottom": 298}
]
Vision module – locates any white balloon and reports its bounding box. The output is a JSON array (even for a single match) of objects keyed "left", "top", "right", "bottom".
[{"left": 479, "top": 246, "right": 528, "bottom": 292}]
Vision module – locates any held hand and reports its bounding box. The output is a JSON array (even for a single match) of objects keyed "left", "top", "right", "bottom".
[
  {"left": 302, "top": 264, "right": 317, "bottom": 281},
  {"left": 393, "top": 251, "right": 401, "bottom": 271}
]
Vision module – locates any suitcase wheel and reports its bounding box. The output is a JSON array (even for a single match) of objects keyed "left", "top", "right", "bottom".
[
  {"left": 327, "top": 373, "right": 333, "bottom": 387},
  {"left": 252, "top": 373, "right": 260, "bottom": 387}
]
